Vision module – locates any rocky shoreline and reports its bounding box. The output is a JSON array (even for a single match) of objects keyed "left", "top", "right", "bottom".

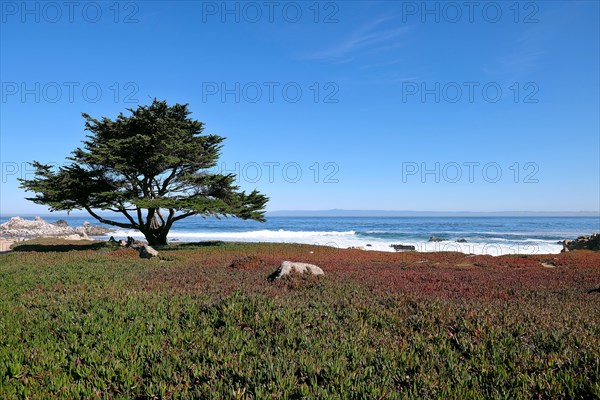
[
  {"left": 561, "top": 233, "right": 600, "bottom": 252},
  {"left": 0, "top": 216, "right": 114, "bottom": 241}
]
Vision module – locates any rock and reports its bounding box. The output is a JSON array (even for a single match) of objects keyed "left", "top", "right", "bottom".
[
  {"left": 429, "top": 236, "right": 444, "bottom": 242},
  {"left": 113, "top": 236, "right": 145, "bottom": 248},
  {"left": 366, "top": 244, "right": 372, "bottom": 247},
  {"left": 456, "top": 238, "right": 468, "bottom": 243},
  {"left": 390, "top": 244, "right": 416, "bottom": 251},
  {"left": 269, "top": 261, "right": 324, "bottom": 281},
  {"left": 541, "top": 262, "right": 557, "bottom": 268},
  {"left": 127, "top": 237, "right": 146, "bottom": 249},
  {"left": 561, "top": 233, "right": 600, "bottom": 252},
  {"left": 139, "top": 245, "right": 159, "bottom": 259},
  {"left": 74, "top": 221, "right": 114, "bottom": 236},
  {"left": 349, "top": 246, "right": 365, "bottom": 250},
  {"left": 0, "top": 216, "right": 112, "bottom": 240},
  {"left": 0, "top": 216, "right": 83, "bottom": 238}
]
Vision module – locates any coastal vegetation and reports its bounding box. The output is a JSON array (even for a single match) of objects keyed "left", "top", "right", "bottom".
[
  {"left": 1, "top": 240, "right": 599, "bottom": 398},
  {"left": 18, "top": 100, "right": 268, "bottom": 246}
]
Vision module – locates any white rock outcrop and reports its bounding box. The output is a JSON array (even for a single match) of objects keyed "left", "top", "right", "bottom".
[
  {"left": 74, "top": 221, "right": 114, "bottom": 236},
  {"left": 0, "top": 216, "right": 111, "bottom": 240},
  {"left": 0, "top": 216, "right": 79, "bottom": 238}
]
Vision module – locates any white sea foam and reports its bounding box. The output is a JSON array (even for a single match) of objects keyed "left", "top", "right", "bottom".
[
  {"left": 173, "top": 229, "right": 356, "bottom": 239},
  {"left": 106, "top": 228, "right": 563, "bottom": 256}
]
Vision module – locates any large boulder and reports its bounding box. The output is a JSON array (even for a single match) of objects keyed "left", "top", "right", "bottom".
[
  {"left": 139, "top": 245, "right": 159, "bottom": 259},
  {"left": 561, "top": 233, "right": 600, "bottom": 252},
  {"left": 429, "top": 236, "right": 444, "bottom": 242},
  {"left": 269, "top": 261, "right": 324, "bottom": 281}
]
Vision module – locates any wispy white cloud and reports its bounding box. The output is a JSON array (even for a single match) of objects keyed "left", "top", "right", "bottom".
[
  {"left": 481, "top": 1, "right": 575, "bottom": 79},
  {"left": 302, "top": 16, "right": 412, "bottom": 63},
  {"left": 483, "top": 27, "right": 545, "bottom": 77}
]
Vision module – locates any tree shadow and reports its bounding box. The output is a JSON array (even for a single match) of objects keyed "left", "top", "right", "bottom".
[{"left": 12, "top": 242, "right": 112, "bottom": 253}]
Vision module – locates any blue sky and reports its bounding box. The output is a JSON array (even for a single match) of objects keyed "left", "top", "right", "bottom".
[{"left": 1, "top": 1, "right": 598, "bottom": 215}]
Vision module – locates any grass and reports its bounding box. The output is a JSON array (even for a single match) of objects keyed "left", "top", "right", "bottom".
[{"left": 0, "top": 240, "right": 599, "bottom": 399}]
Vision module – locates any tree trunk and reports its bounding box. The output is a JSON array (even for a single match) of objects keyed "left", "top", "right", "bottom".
[{"left": 142, "top": 229, "right": 169, "bottom": 246}]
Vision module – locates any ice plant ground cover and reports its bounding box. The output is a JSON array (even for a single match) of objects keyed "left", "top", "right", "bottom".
[{"left": 0, "top": 239, "right": 599, "bottom": 398}]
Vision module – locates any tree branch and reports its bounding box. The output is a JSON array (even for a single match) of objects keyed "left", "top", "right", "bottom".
[
  {"left": 159, "top": 167, "right": 179, "bottom": 196},
  {"left": 162, "top": 209, "right": 176, "bottom": 235},
  {"left": 120, "top": 208, "right": 138, "bottom": 227},
  {"left": 172, "top": 211, "right": 197, "bottom": 222},
  {"left": 156, "top": 208, "right": 166, "bottom": 225},
  {"left": 136, "top": 207, "right": 144, "bottom": 227},
  {"left": 84, "top": 206, "right": 135, "bottom": 229}
]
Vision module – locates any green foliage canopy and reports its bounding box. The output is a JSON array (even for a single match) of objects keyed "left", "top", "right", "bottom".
[{"left": 20, "top": 100, "right": 269, "bottom": 245}]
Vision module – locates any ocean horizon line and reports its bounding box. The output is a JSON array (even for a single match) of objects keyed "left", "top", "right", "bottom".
[
  {"left": 265, "top": 210, "right": 600, "bottom": 217},
  {"left": 1, "top": 210, "right": 599, "bottom": 218}
]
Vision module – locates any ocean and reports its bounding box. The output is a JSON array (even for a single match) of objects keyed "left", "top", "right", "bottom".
[{"left": 2, "top": 215, "right": 598, "bottom": 256}]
